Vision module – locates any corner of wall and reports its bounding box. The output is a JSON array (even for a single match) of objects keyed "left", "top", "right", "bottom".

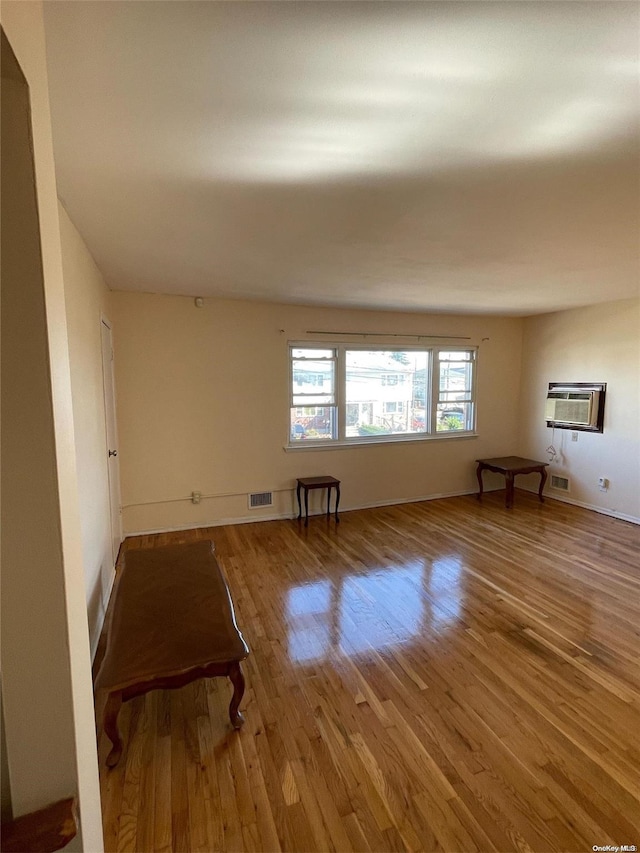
[{"left": 517, "top": 299, "right": 640, "bottom": 521}]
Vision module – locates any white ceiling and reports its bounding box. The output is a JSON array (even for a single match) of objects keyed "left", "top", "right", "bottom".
[{"left": 43, "top": 1, "right": 639, "bottom": 316}]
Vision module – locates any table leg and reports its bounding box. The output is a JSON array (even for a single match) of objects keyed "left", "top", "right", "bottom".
[
  {"left": 297, "top": 482, "right": 302, "bottom": 520},
  {"left": 505, "top": 471, "right": 515, "bottom": 509},
  {"left": 335, "top": 484, "right": 340, "bottom": 522},
  {"left": 538, "top": 467, "right": 547, "bottom": 503},
  {"left": 476, "top": 463, "right": 484, "bottom": 500},
  {"left": 228, "top": 661, "right": 245, "bottom": 730},
  {"left": 326, "top": 485, "right": 331, "bottom": 519},
  {"left": 304, "top": 487, "right": 309, "bottom": 527},
  {"left": 104, "top": 691, "right": 123, "bottom": 768}
]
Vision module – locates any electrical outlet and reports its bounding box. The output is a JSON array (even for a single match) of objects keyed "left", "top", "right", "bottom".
[
  {"left": 191, "top": 491, "right": 201, "bottom": 504},
  {"left": 571, "top": 432, "right": 578, "bottom": 442},
  {"left": 598, "top": 477, "right": 608, "bottom": 491}
]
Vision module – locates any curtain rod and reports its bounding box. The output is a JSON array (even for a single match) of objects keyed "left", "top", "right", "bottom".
[{"left": 305, "top": 330, "right": 471, "bottom": 340}]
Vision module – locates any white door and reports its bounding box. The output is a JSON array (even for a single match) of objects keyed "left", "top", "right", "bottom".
[{"left": 101, "top": 318, "right": 122, "bottom": 564}]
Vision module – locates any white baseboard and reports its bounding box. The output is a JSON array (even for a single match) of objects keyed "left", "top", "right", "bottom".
[
  {"left": 520, "top": 486, "right": 640, "bottom": 525},
  {"left": 89, "top": 567, "right": 116, "bottom": 662},
  {"left": 126, "top": 512, "right": 294, "bottom": 537},
  {"left": 125, "top": 485, "right": 638, "bottom": 538},
  {"left": 548, "top": 495, "right": 640, "bottom": 525},
  {"left": 124, "top": 487, "right": 488, "bottom": 538},
  {"left": 338, "top": 488, "right": 480, "bottom": 514}
]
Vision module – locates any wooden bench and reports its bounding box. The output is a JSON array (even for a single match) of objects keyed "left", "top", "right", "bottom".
[{"left": 95, "top": 540, "right": 249, "bottom": 767}]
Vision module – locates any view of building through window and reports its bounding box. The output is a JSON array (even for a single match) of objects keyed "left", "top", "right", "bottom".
[
  {"left": 290, "top": 346, "right": 475, "bottom": 442},
  {"left": 345, "top": 350, "right": 427, "bottom": 437},
  {"left": 291, "top": 348, "right": 336, "bottom": 440}
]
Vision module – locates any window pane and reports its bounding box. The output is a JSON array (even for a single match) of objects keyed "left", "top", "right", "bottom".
[
  {"left": 345, "top": 350, "right": 428, "bottom": 437},
  {"left": 291, "top": 348, "right": 335, "bottom": 359},
  {"left": 439, "top": 361, "right": 472, "bottom": 395},
  {"left": 290, "top": 407, "right": 337, "bottom": 441},
  {"left": 439, "top": 390, "right": 471, "bottom": 404},
  {"left": 292, "top": 359, "right": 335, "bottom": 404},
  {"left": 292, "top": 360, "right": 334, "bottom": 386},
  {"left": 436, "top": 402, "right": 472, "bottom": 431},
  {"left": 439, "top": 350, "right": 473, "bottom": 361},
  {"left": 292, "top": 394, "right": 334, "bottom": 406}
]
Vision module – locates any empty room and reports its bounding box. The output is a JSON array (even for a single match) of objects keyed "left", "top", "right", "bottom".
[{"left": 1, "top": 2, "right": 638, "bottom": 852}]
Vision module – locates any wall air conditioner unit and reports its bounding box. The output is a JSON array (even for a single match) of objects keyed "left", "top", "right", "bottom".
[{"left": 545, "top": 388, "right": 600, "bottom": 427}]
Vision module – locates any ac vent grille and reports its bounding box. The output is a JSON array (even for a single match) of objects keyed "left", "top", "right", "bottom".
[
  {"left": 248, "top": 491, "right": 273, "bottom": 509},
  {"left": 550, "top": 399, "right": 591, "bottom": 425},
  {"left": 550, "top": 475, "right": 570, "bottom": 492}
]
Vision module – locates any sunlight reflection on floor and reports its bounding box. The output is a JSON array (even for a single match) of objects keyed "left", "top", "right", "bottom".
[{"left": 286, "top": 557, "right": 464, "bottom": 664}]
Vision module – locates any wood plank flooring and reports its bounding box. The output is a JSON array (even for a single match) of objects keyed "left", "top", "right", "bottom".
[{"left": 96, "top": 492, "right": 640, "bottom": 852}]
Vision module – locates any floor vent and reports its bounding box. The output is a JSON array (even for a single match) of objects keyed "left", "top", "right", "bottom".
[
  {"left": 550, "top": 475, "right": 570, "bottom": 492},
  {"left": 248, "top": 491, "right": 273, "bottom": 509}
]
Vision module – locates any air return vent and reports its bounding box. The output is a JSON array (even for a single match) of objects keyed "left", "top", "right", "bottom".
[
  {"left": 248, "top": 491, "right": 273, "bottom": 509},
  {"left": 550, "top": 475, "right": 570, "bottom": 492}
]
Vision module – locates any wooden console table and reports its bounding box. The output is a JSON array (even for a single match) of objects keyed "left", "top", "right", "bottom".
[
  {"left": 476, "top": 456, "right": 548, "bottom": 509},
  {"left": 95, "top": 540, "right": 248, "bottom": 767},
  {"left": 297, "top": 476, "right": 340, "bottom": 527}
]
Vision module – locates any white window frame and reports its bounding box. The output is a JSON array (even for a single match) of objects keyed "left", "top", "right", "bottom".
[
  {"left": 289, "top": 347, "right": 338, "bottom": 443},
  {"left": 287, "top": 343, "right": 477, "bottom": 448},
  {"left": 433, "top": 350, "right": 477, "bottom": 434}
]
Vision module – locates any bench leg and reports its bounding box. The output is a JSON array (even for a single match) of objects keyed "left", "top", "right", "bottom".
[
  {"left": 228, "top": 661, "right": 245, "bottom": 729},
  {"left": 104, "top": 691, "right": 124, "bottom": 768}
]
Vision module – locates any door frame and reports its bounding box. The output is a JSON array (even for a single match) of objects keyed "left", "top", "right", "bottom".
[{"left": 100, "top": 314, "right": 122, "bottom": 564}]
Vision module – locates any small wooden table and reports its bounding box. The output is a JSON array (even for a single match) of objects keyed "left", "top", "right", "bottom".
[
  {"left": 297, "top": 476, "right": 341, "bottom": 527},
  {"left": 476, "top": 456, "right": 548, "bottom": 509}
]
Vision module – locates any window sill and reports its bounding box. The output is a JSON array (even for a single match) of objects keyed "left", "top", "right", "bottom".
[{"left": 283, "top": 432, "right": 478, "bottom": 451}]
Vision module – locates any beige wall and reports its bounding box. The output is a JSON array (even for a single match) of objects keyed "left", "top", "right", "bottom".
[
  {"left": 112, "top": 292, "right": 523, "bottom": 533},
  {"left": 518, "top": 298, "right": 640, "bottom": 521},
  {"left": 59, "top": 202, "right": 115, "bottom": 656},
  {"left": 0, "top": 3, "right": 103, "bottom": 849}
]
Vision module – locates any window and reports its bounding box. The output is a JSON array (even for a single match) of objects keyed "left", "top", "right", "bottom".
[
  {"left": 381, "top": 374, "right": 401, "bottom": 386},
  {"left": 290, "top": 348, "right": 337, "bottom": 441},
  {"left": 289, "top": 345, "right": 476, "bottom": 445},
  {"left": 436, "top": 350, "right": 475, "bottom": 432}
]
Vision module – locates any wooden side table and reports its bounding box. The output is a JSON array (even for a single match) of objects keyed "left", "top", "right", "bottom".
[
  {"left": 476, "top": 456, "right": 548, "bottom": 509},
  {"left": 297, "top": 476, "right": 340, "bottom": 527}
]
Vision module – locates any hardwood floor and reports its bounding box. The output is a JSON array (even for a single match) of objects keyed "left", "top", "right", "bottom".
[{"left": 96, "top": 492, "right": 640, "bottom": 852}]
